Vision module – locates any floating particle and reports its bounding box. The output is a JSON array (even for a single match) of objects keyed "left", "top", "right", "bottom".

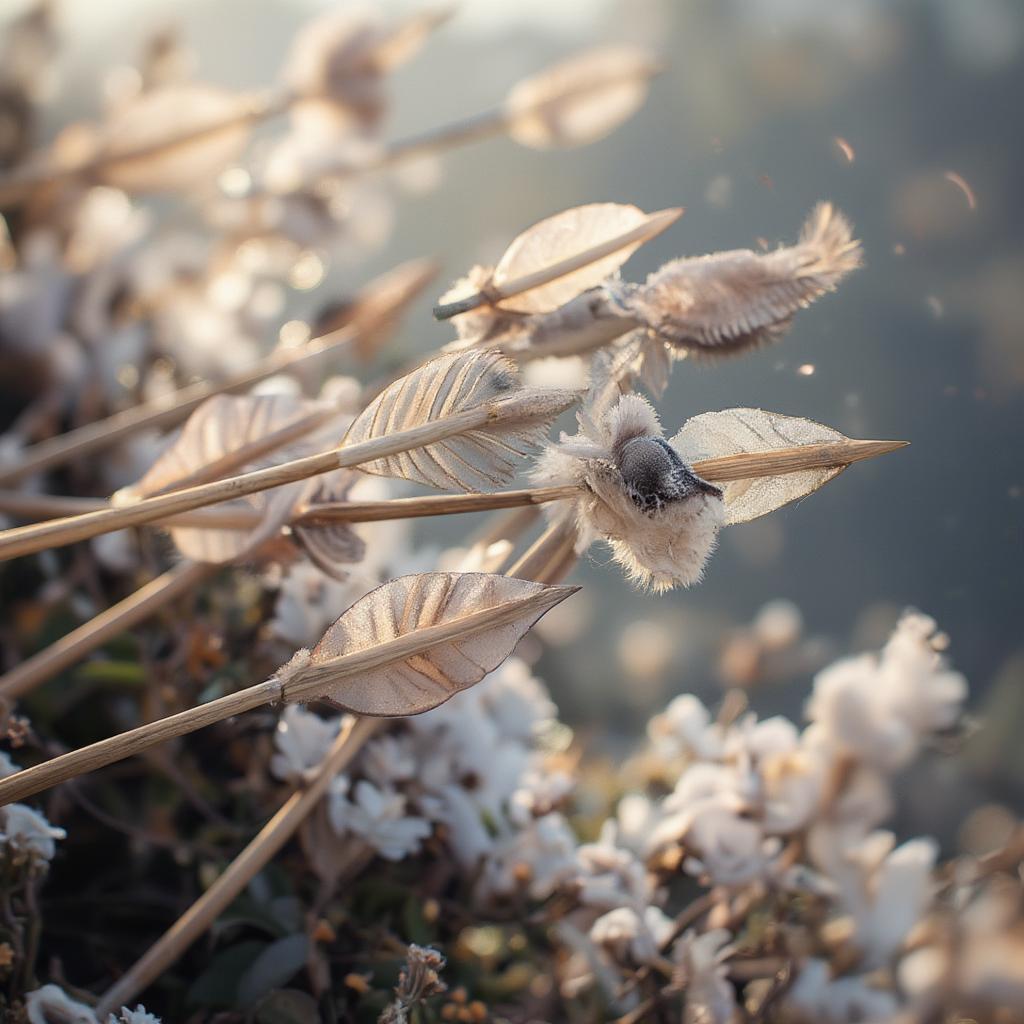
[
  {"left": 758, "top": 173, "right": 774, "bottom": 190},
  {"left": 218, "top": 166, "right": 251, "bottom": 198},
  {"left": 1009, "top": 485, "right": 1022, "bottom": 500},
  {"left": 797, "top": 363, "right": 815, "bottom": 376},
  {"left": 289, "top": 250, "right": 325, "bottom": 291},
  {"left": 943, "top": 170, "right": 977, "bottom": 211},
  {"left": 833, "top": 136, "right": 856, "bottom": 163},
  {"left": 116, "top": 363, "right": 139, "bottom": 389},
  {"left": 704, "top": 173, "right": 733, "bottom": 208},
  {"left": 925, "top": 295, "right": 944, "bottom": 319},
  {"left": 892, "top": 242, "right": 906, "bottom": 256},
  {"left": 278, "top": 319, "right": 311, "bottom": 348},
  {"left": 756, "top": 236, "right": 770, "bottom": 250}
]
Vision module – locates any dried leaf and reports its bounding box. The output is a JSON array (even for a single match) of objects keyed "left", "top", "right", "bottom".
[
  {"left": 505, "top": 46, "right": 658, "bottom": 150},
  {"left": 342, "top": 350, "right": 577, "bottom": 492},
  {"left": 491, "top": 203, "right": 676, "bottom": 314},
  {"left": 291, "top": 474, "right": 366, "bottom": 580},
  {"left": 130, "top": 394, "right": 340, "bottom": 563},
  {"left": 96, "top": 84, "right": 253, "bottom": 194},
  {"left": 671, "top": 408, "right": 848, "bottom": 524},
  {"left": 281, "top": 572, "right": 576, "bottom": 715},
  {"left": 621, "top": 203, "right": 862, "bottom": 355}
]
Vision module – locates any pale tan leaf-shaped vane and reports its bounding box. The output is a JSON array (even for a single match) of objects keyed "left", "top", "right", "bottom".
[
  {"left": 671, "top": 408, "right": 848, "bottom": 525},
  {"left": 342, "top": 350, "right": 578, "bottom": 492},
  {"left": 504, "top": 46, "right": 660, "bottom": 150},
  {"left": 128, "top": 394, "right": 342, "bottom": 563},
  {"left": 622, "top": 203, "right": 862, "bottom": 355},
  {"left": 279, "top": 572, "right": 577, "bottom": 716},
  {"left": 290, "top": 471, "right": 366, "bottom": 579},
  {"left": 491, "top": 203, "right": 681, "bottom": 315},
  {"left": 96, "top": 84, "right": 254, "bottom": 194}
]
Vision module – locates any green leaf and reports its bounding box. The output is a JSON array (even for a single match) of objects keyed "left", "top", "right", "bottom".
[
  {"left": 187, "top": 940, "right": 267, "bottom": 1008},
  {"left": 237, "top": 934, "right": 310, "bottom": 1007}
]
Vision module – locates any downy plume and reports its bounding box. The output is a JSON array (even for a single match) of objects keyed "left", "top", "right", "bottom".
[
  {"left": 532, "top": 391, "right": 724, "bottom": 592},
  {"left": 614, "top": 201, "right": 862, "bottom": 356}
]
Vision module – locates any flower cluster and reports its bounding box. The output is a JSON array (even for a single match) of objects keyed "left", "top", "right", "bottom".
[{"left": 263, "top": 610, "right": 1024, "bottom": 1023}]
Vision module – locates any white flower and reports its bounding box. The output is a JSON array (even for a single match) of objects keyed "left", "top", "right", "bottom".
[
  {"left": 270, "top": 705, "right": 343, "bottom": 781},
  {"left": 589, "top": 905, "right": 673, "bottom": 965},
  {"left": 108, "top": 1007, "right": 161, "bottom": 1024},
  {"left": 805, "top": 612, "right": 966, "bottom": 771},
  {"left": 647, "top": 694, "right": 725, "bottom": 760},
  {"left": 418, "top": 783, "right": 494, "bottom": 867},
  {"left": 575, "top": 838, "right": 653, "bottom": 911},
  {"left": 477, "top": 812, "right": 579, "bottom": 902},
  {"left": 1, "top": 804, "right": 66, "bottom": 861},
  {"left": 328, "top": 778, "right": 431, "bottom": 861},
  {"left": 684, "top": 805, "right": 779, "bottom": 887},
  {"left": 476, "top": 658, "right": 557, "bottom": 743},
  {"left": 808, "top": 828, "right": 937, "bottom": 965},
  {"left": 24, "top": 984, "right": 97, "bottom": 1024},
  {"left": 785, "top": 958, "right": 901, "bottom": 1024},
  {"left": 673, "top": 929, "right": 738, "bottom": 1024},
  {"left": 361, "top": 733, "right": 419, "bottom": 789}
]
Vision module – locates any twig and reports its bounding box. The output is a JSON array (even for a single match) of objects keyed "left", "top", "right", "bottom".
[
  {"left": 0, "top": 562, "right": 215, "bottom": 703},
  {"left": 0, "top": 438, "right": 907, "bottom": 564},
  {"left": 93, "top": 715, "right": 376, "bottom": 1018},
  {"left": 432, "top": 208, "right": 682, "bottom": 320},
  {"left": 92, "top": 521, "right": 577, "bottom": 1013},
  {"left": 0, "top": 257, "right": 436, "bottom": 488},
  {"left": 0, "top": 89, "right": 291, "bottom": 207},
  {"left": 0, "top": 391, "right": 574, "bottom": 562},
  {"left": 0, "top": 583, "right": 574, "bottom": 806}
]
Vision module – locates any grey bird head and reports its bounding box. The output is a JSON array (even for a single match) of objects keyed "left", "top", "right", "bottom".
[{"left": 615, "top": 436, "right": 722, "bottom": 514}]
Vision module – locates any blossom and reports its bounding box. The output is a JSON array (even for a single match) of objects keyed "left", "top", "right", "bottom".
[
  {"left": 1, "top": 804, "right": 66, "bottom": 861},
  {"left": 672, "top": 929, "right": 738, "bottom": 1024},
  {"left": 328, "top": 778, "right": 432, "bottom": 861},
  {"left": 270, "top": 705, "right": 343, "bottom": 781},
  {"left": 646, "top": 694, "right": 725, "bottom": 760},
  {"left": 24, "top": 985, "right": 97, "bottom": 1024},
  {"left": 785, "top": 958, "right": 901, "bottom": 1024},
  {"left": 589, "top": 905, "right": 673, "bottom": 965},
  {"left": 108, "top": 1007, "right": 161, "bottom": 1024},
  {"left": 477, "top": 812, "right": 579, "bottom": 902},
  {"left": 805, "top": 612, "right": 966, "bottom": 770}
]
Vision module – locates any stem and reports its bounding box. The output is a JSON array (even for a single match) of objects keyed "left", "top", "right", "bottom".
[
  {"left": 0, "top": 323, "right": 355, "bottom": 488},
  {"left": 0, "top": 256, "right": 436, "bottom": 488},
  {"left": 0, "top": 403, "right": 513, "bottom": 562},
  {"left": 0, "top": 583, "right": 575, "bottom": 806},
  {"left": 432, "top": 208, "right": 682, "bottom": 320},
  {"left": 92, "top": 521, "right": 577, "bottom": 1014},
  {"left": 0, "top": 562, "right": 215, "bottom": 703},
  {"left": 0, "top": 89, "right": 291, "bottom": 207},
  {"left": 138, "top": 406, "right": 342, "bottom": 498},
  {"left": 0, "top": 437, "right": 905, "bottom": 563},
  {"left": 94, "top": 715, "right": 376, "bottom": 1018},
  {"left": 0, "top": 680, "right": 280, "bottom": 806}
]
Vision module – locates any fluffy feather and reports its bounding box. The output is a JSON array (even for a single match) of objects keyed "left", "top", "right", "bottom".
[
  {"left": 532, "top": 391, "right": 723, "bottom": 592},
  {"left": 618, "top": 202, "right": 862, "bottom": 356}
]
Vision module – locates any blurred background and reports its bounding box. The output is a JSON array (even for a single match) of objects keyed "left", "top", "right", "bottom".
[{"left": 5, "top": 0, "right": 1023, "bottom": 846}]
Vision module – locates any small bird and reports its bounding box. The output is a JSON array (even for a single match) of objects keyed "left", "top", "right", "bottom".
[{"left": 615, "top": 435, "right": 722, "bottom": 514}]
